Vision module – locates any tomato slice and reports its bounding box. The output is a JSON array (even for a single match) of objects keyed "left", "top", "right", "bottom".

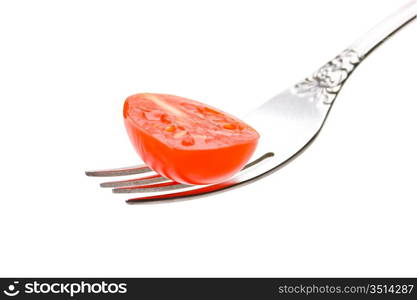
[{"left": 123, "top": 93, "right": 260, "bottom": 185}]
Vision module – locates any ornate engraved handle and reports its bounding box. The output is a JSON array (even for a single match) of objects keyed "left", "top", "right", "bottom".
[
  {"left": 294, "top": 49, "right": 360, "bottom": 104},
  {"left": 294, "top": 1, "right": 416, "bottom": 105}
]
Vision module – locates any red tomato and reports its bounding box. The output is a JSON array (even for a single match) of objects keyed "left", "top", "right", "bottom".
[{"left": 123, "top": 93, "right": 260, "bottom": 185}]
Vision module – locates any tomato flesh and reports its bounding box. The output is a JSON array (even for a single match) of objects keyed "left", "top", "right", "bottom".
[{"left": 123, "top": 93, "right": 260, "bottom": 185}]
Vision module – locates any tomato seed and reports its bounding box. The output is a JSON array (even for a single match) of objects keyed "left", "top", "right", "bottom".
[
  {"left": 160, "top": 113, "right": 173, "bottom": 124},
  {"left": 223, "top": 123, "right": 236, "bottom": 130},
  {"left": 204, "top": 106, "right": 219, "bottom": 114},
  {"left": 164, "top": 125, "right": 176, "bottom": 132},
  {"left": 181, "top": 136, "right": 195, "bottom": 146}
]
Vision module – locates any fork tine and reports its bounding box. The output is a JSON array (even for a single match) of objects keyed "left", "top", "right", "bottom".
[
  {"left": 126, "top": 152, "right": 276, "bottom": 203},
  {"left": 113, "top": 181, "right": 190, "bottom": 193},
  {"left": 85, "top": 164, "right": 152, "bottom": 177},
  {"left": 126, "top": 181, "right": 230, "bottom": 203},
  {"left": 86, "top": 151, "right": 271, "bottom": 178},
  {"left": 100, "top": 174, "right": 168, "bottom": 188}
]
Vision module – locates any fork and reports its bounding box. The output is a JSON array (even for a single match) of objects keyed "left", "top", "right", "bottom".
[{"left": 86, "top": 1, "right": 416, "bottom": 203}]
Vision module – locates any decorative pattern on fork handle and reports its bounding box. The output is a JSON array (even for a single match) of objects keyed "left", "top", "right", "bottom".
[{"left": 294, "top": 49, "right": 361, "bottom": 104}]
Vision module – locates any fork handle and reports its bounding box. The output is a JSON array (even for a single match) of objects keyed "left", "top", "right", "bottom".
[
  {"left": 293, "top": 1, "right": 416, "bottom": 105},
  {"left": 350, "top": 0, "right": 416, "bottom": 58}
]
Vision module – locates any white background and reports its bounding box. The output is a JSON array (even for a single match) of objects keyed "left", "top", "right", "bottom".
[{"left": 0, "top": 0, "right": 416, "bottom": 277}]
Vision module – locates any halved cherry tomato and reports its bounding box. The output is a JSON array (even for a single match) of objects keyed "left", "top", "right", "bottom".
[{"left": 123, "top": 93, "right": 260, "bottom": 185}]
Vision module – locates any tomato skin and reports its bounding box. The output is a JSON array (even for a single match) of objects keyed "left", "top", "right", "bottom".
[{"left": 123, "top": 93, "right": 259, "bottom": 185}]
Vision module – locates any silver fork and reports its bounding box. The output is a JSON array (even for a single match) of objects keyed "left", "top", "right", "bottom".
[{"left": 86, "top": 1, "right": 416, "bottom": 204}]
